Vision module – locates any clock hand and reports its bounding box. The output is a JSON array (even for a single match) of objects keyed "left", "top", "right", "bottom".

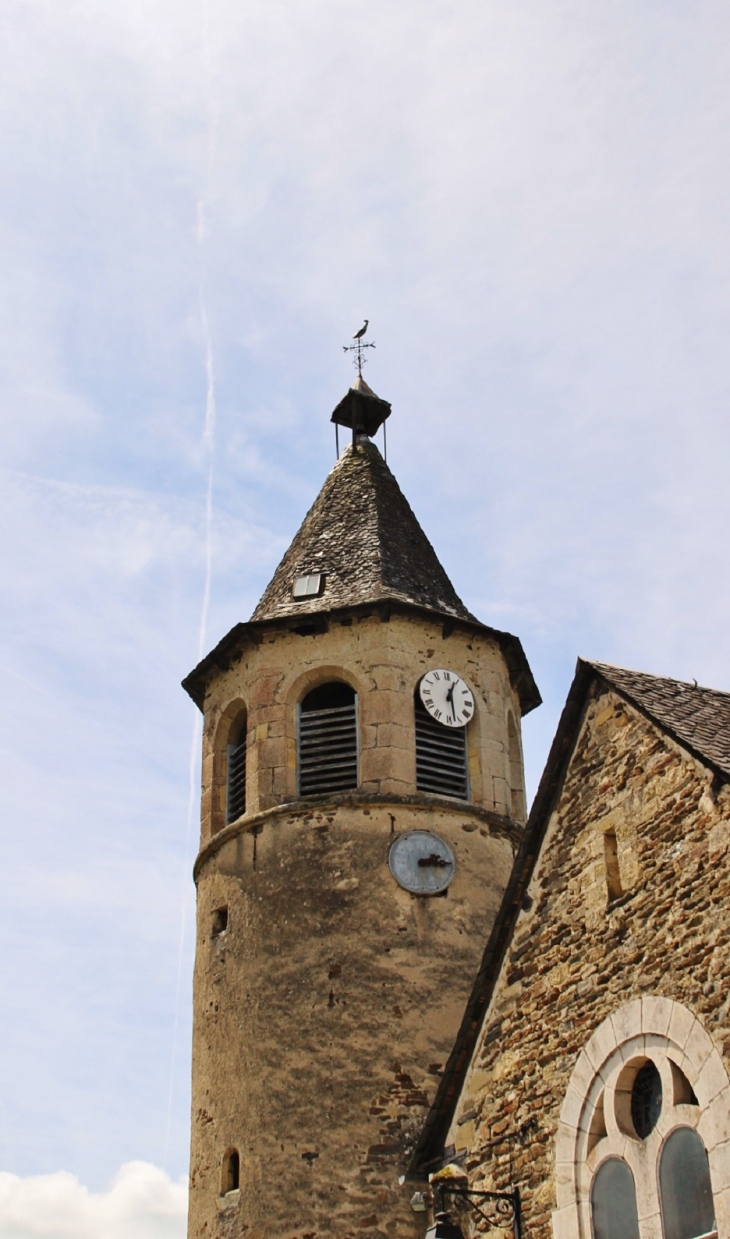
[
  {"left": 445, "top": 681, "right": 457, "bottom": 720},
  {"left": 418, "top": 853, "right": 449, "bottom": 868}
]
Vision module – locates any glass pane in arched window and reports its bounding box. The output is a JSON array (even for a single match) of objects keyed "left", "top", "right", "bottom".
[
  {"left": 631, "top": 1060, "right": 662, "bottom": 1138},
  {"left": 660, "top": 1127, "right": 716, "bottom": 1239},
  {"left": 591, "top": 1158, "right": 640, "bottom": 1239}
]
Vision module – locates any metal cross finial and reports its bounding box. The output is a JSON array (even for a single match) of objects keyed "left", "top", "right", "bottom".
[{"left": 343, "top": 319, "right": 376, "bottom": 376}]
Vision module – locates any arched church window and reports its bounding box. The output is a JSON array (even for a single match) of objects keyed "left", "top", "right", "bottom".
[
  {"left": 226, "top": 713, "right": 247, "bottom": 825},
  {"left": 414, "top": 691, "right": 468, "bottom": 800},
  {"left": 659, "top": 1128, "right": 716, "bottom": 1239},
  {"left": 591, "top": 1158, "right": 640, "bottom": 1239},
  {"left": 298, "top": 681, "right": 358, "bottom": 796},
  {"left": 559, "top": 1004, "right": 727, "bottom": 1239}
]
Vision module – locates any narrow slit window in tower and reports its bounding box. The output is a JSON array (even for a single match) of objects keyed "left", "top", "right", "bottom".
[
  {"left": 604, "top": 827, "right": 623, "bottom": 903},
  {"left": 415, "top": 693, "right": 468, "bottom": 800},
  {"left": 222, "top": 1149, "right": 240, "bottom": 1194},
  {"left": 298, "top": 682, "right": 358, "bottom": 796},
  {"left": 226, "top": 715, "right": 247, "bottom": 825}
]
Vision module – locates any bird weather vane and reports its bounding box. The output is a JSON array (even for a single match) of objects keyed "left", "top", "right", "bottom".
[{"left": 343, "top": 319, "right": 375, "bottom": 376}]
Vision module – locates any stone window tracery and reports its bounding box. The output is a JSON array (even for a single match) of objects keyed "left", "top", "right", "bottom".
[
  {"left": 631, "top": 1060, "right": 662, "bottom": 1139},
  {"left": 554, "top": 1000, "right": 729, "bottom": 1239}
]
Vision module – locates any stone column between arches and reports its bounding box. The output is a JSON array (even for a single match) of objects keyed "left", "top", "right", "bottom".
[{"left": 553, "top": 997, "right": 730, "bottom": 1239}]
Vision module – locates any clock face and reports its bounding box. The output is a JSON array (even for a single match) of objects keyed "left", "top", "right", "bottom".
[
  {"left": 419, "top": 669, "right": 474, "bottom": 729},
  {"left": 388, "top": 831, "right": 456, "bottom": 895}
]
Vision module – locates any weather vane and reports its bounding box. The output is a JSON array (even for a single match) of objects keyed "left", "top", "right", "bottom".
[{"left": 343, "top": 319, "right": 375, "bottom": 376}]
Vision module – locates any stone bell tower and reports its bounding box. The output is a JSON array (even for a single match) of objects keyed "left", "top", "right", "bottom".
[{"left": 182, "top": 374, "right": 540, "bottom": 1239}]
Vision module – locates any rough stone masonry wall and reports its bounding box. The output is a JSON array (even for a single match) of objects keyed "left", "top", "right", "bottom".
[
  {"left": 188, "top": 799, "right": 516, "bottom": 1239},
  {"left": 449, "top": 683, "right": 730, "bottom": 1239}
]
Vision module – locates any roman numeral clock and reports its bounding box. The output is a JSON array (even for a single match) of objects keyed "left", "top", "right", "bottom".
[{"left": 419, "top": 668, "right": 475, "bottom": 727}]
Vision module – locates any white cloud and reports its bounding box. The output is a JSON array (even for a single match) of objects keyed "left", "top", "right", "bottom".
[{"left": 0, "top": 1163, "right": 186, "bottom": 1239}]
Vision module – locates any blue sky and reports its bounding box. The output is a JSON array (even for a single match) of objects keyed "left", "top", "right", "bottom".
[{"left": 1, "top": 0, "right": 730, "bottom": 1232}]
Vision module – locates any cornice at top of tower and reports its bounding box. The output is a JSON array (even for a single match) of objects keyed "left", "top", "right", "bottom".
[
  {"left": 250, "top": 439, "right": 476, "bottom": 625},
  {"left": 180, "top": 599, "right": 541, "bottom": 716}
]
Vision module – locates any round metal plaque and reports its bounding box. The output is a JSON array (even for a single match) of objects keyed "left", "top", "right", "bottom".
[{"left": 388, "top": 831, "right": 456, "bottom": 895}]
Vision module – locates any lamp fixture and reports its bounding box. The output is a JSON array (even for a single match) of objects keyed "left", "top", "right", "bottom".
[
  {"left": 426, "top": 1183, "right": 522, "bottom": 1239},
  {"left": 425, "top": 1212, "right": 466, "bottom": 1239}
]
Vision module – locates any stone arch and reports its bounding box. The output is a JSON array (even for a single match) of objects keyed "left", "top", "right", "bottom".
[
  {"left": 209, "top": 697, "right": 249, "bottom": 838},
  {"left": 240, "top": 664, "right": 364, "bottom": 806},
  {"left": 553, "top": 998, "right": 730, "bottom": 1239},
  {"left": 283, "top": 663, "right": 365, "bottom": 711}
]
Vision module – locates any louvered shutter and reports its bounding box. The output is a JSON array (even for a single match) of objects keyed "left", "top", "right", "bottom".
[
  {"left": 415, "top": 697, "right": 468, "bottom": 799},
  {"left": 298, "top": 697, "right": 358, "bottom": 796},
  {"left": 226, "top": 735, "right": 247, "bottom": 824}
]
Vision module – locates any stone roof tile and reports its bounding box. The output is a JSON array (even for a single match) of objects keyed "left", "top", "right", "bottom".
[
  {"left": 251, "top": 439, "right": 476, "bottom": 623},
  {"left": 588, "top": 661, "right": 730, "bottom": 778}
]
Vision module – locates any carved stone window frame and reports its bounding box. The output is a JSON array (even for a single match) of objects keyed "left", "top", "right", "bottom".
[{"left": 553, "top": 998, "right": 730, "bottom": 1239}]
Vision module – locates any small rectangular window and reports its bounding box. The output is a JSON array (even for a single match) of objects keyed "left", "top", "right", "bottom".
[
  {"left": 292, "top": 573, "right": 325, "bottom": 599},
  {"left": 212, "top": 906, "right": 228, "bottom": 937}
]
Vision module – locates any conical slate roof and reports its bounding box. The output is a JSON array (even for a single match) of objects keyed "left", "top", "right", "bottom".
[{"left": 251, "top": 439, "right": 477, "bottom": 624}]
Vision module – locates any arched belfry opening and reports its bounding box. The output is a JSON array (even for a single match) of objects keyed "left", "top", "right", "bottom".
[
  {"left": 226, "top": 711, "right": 247, "bottom": 825},
  {"left": 298, "top": 681, "right": 358, "bottom": 796}
]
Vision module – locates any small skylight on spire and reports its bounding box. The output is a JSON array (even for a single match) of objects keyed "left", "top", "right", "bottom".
[{"left": 292, "top": 573, "right": 325, "bottom": 600}]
